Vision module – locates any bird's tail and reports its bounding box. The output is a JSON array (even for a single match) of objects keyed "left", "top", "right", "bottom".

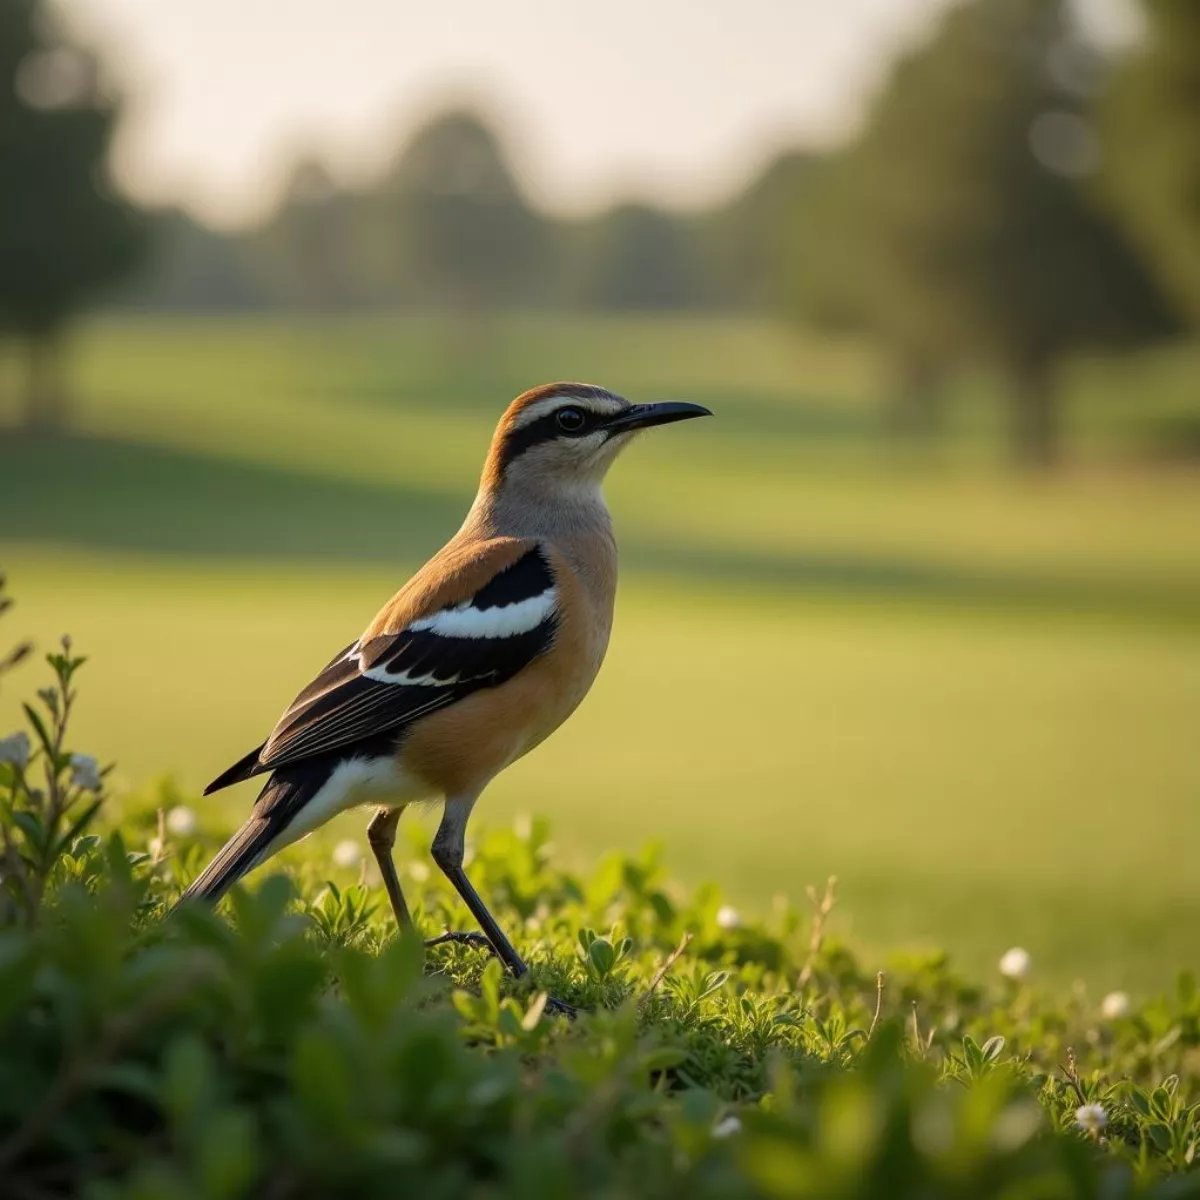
[{"left": 175, "top": 768, "right": 325, "bottom": 908}]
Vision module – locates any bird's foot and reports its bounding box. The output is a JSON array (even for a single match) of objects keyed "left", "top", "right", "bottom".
[
  {"left": 542, "top": 993, "right": 578, "bottom": 1020},
  {"left": 424, "top": 929, "right": 495, "bottom": 954},
  {"left": 424, "top": 931, "right": 578, "bottom": 1019}
]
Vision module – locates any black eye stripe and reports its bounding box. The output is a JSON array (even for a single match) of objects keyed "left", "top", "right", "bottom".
[{"left": 496, "top": 406, "right": 615, "bottom": 474}]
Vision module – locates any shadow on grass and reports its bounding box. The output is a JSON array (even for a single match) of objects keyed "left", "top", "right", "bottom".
[
  {"left": 2, "top": 431, "right": 1197, "bottom": 623},
  {"left": 622, "top": 540, "right": 1200, "bottom": 624},
  {"left": 0, "top": 431, "right": 463, "bottom": 561}
]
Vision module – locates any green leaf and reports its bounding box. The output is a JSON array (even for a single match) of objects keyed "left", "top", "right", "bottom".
[
  {"left": 162, "top": 1034, "right": 215, "bottom": 1128},
  {"left": 479, "top": 957, "right": 504, "bottom": 1017},
  {"left": 196, "top": 1107, "right": 259, "bottom": 1200},
  {"left": 497, "top": 1005, "right": 524, "bottom": 1038},
  {"left": 51, "top": 798, "right": 103, "bottom": 861},
  {"left": 981, "top": 1035, "right": 1006, "bottom": 1063},
  {"left": 641, "top": 1046, "right": 688, "bottom": 1073},
  {"left": 962, "top": 1035, "right": 982, "bottom": 1070},
  {"left": 588, "top": 937, "right": 616, "bottom": 978},
  {"left": 521, "top": 992, "right": 548, "bottom": 1031},
  {"left": 21, "top": 702, "right": 54, "bottom": 756},
  {"left": 291, "top": 1029, "right": 357, "bottom": 1142},
  {"left": 13, "top": 808, "right": 46, "bottom": 851}
]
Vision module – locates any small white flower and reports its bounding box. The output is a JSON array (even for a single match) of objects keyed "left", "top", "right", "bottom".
[
  {"left": 0, "top": 731, "right": 31, "bottom": 771},
  {"left": 1100, "top": 991, "right": 1131, "bottom": 1020},
  {"left": 332, "top": 839, "right": 362, "bottom": 869},
  {"left": 69, "top": 753, "right": 102, "bottom": 792},
  {"left": 999, "top": 947, "right": 1031, "bottom": 981},
  {"left": 715, "top": 904, "right": 741, "bottom": 931},
  {"left": 166, "top": 805, "right": 197, "bottom": 837},
  {"left": 1075, "top": 1104, "right": 1107, "bottom": 1135},
  {"left": 712, "top": 1115, "right": 742, "bottom": 1139},
  {"left": 407, "top": 860, "right": 429, "bottom": 882}
]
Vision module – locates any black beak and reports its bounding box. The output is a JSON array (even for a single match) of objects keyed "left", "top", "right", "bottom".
[{"left": 603, "top": 401, "right": 713, "bottom": 434}]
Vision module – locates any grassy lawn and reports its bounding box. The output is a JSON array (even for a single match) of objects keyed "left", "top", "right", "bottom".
[{"left": 1, "top": 314, "right": 1198, "bottom": 991}]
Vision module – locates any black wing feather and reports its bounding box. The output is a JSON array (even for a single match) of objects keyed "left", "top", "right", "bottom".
[
  {"left": 204, "top": 741, "right": 267, "bottom": 796},
  {"left": 204, "top": 547, "right": 558, "bottom": 792},
  {"left": 260, "top": 621, "right": 555, "bottom": 768}
]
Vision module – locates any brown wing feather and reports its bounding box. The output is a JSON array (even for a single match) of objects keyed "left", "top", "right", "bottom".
[
  {"left": 362, "top": 536, "right": 533, "bottom": 639},
  {"left": 204, "top": 538, "right": 557, "bottom": 790}
]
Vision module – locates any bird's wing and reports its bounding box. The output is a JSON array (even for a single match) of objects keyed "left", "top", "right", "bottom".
[{"left": 205, "top": 538, "right": 559, "bottom": 792}]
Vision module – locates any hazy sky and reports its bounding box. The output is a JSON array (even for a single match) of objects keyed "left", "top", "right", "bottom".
[{"left": 63, "top": 0, "right": 1137, "bottom": 229}]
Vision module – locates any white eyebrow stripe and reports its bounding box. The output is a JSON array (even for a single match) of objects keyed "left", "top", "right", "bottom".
[
  {"left": 408, "top": 587, "right": 558, "bottom": 640},
  {"left": 510, "top": 396, "right": 574, "bottom": 427},
  {"left": 510, "top": 394, "right": 625, "bottom": 428}
]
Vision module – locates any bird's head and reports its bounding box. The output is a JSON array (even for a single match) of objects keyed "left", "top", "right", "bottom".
[{"left": 481, "top": 383, "right": 711, "bottom": 499}]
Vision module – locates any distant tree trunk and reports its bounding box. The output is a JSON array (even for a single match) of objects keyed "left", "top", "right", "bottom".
[
  {"left": 22, "top": 331, "right": 68, "bottom": 433},
  {"left": 1010, "top": 356, "right": 1059, "bottom": 470}
]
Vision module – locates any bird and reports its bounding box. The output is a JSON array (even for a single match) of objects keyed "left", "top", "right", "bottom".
[{"left": 179, "top": 382, "right": 710, "bottom": 1004}]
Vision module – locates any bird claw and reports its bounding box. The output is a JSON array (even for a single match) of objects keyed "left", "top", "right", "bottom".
[
  {"left": 542, "top": 993, "right": 578, "bottom": 1019},
  {"left": 423, "top": 931, "right": 578, "bottom": 1018},
  {"left": 424, "top": 929, "right": 495, "bottom": 954}
]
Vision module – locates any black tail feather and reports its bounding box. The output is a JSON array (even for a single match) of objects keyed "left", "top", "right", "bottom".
[
  {"left": 177, "top": 766, "right": 328, "bottom": 908},
  {"left": 176, "top": 813, "right": 277, "bottom": 907},
  {"left": 204, "top": 742, "right": 267, "bottom": 796}
]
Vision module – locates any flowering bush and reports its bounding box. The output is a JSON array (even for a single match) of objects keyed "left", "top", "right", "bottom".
[
  {"left": 1, "top": 604, "right": 1198, "bottom": 1197},
  {"left": 0, "top": 632, "right": 109, "bottom": 926}
]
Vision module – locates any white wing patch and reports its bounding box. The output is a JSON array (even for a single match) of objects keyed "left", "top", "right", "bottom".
[
  {"left": 410, "top": 587, "right": 557, "bottom": 640},
  {"left": 362, "top": 666, "right": 460, "bottom": 686},
  {"left": 353, "top": 656, "right": 459, "bottom": 687},
  {"left": 347, "top": 585, "right": 558, "bottom": 687}
]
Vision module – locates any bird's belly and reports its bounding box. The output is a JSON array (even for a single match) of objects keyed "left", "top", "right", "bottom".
[
  {"left": 515, "top": 666, "right": 597, "bottom": 758},
  {"left": 400, "top": 654, "right": 602, "bottom": 798},
  {"left": 279, "top": 756, "right": 433, "bottom": 847}
]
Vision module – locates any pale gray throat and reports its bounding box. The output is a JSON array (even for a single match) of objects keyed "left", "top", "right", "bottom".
[
  {"left": 459, "top": 482, "right": 618, "bottom": 607},
  {"left": 463, "top": 480, "right": 615, "bottom": 544}
]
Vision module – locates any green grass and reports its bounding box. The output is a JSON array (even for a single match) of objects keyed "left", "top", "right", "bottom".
[
  {"left": 4, "top": 691, "right": 1200, "bottom": 1198},
  {"left": 2, "top": 314, "right": 1199, "bottom": 993}
]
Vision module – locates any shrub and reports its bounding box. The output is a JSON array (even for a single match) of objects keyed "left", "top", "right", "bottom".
[{"left": 1, "top": 618, "right": 1198, "bottom": 1198}]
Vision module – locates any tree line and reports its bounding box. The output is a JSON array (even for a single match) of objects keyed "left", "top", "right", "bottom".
[{"left": 1, "top": 0, "right": 1197, "bottom": 465}]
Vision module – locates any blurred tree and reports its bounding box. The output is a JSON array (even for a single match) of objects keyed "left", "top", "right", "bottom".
[
  {"left": 0, "top": 0, "right": 147, "bottom": 430},
  {"left": 125, "top": 210, "right": 264, "bottom": 311},
  {"left": 779, "top": 0, "right": 1178, "bottom": 466},
  {"left": 378, "top": 110, "right": 547, "bottom": 313},
  {"left": 217, "top": 109, "right": 726, "bottom": 318},
  {"left": 710, "top": 150, "right": 825, "bottom": 312},
  {"left": 1104, "top": 0, "right": 1200, "bottom": 326},
  {"left": 248, "top": 159, "right": 364, "bottom": 310},
  {"left": 562, "top": 203, "right": 706, "bottom": 310}
]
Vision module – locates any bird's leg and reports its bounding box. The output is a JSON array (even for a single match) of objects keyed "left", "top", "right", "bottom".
[
  {"left": 429, "top": 797, "right": 576, "bottom": 1017},
  {"left": 366, "top": 806, "right": 414, "bottom": 933},
  {"left": 428, "top": 797, "right": 524, "bottom": 972}
]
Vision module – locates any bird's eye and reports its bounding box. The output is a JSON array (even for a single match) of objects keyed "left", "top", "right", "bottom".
[{"left": 556, "top": 406, "right": 587, "bottom": 434}]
